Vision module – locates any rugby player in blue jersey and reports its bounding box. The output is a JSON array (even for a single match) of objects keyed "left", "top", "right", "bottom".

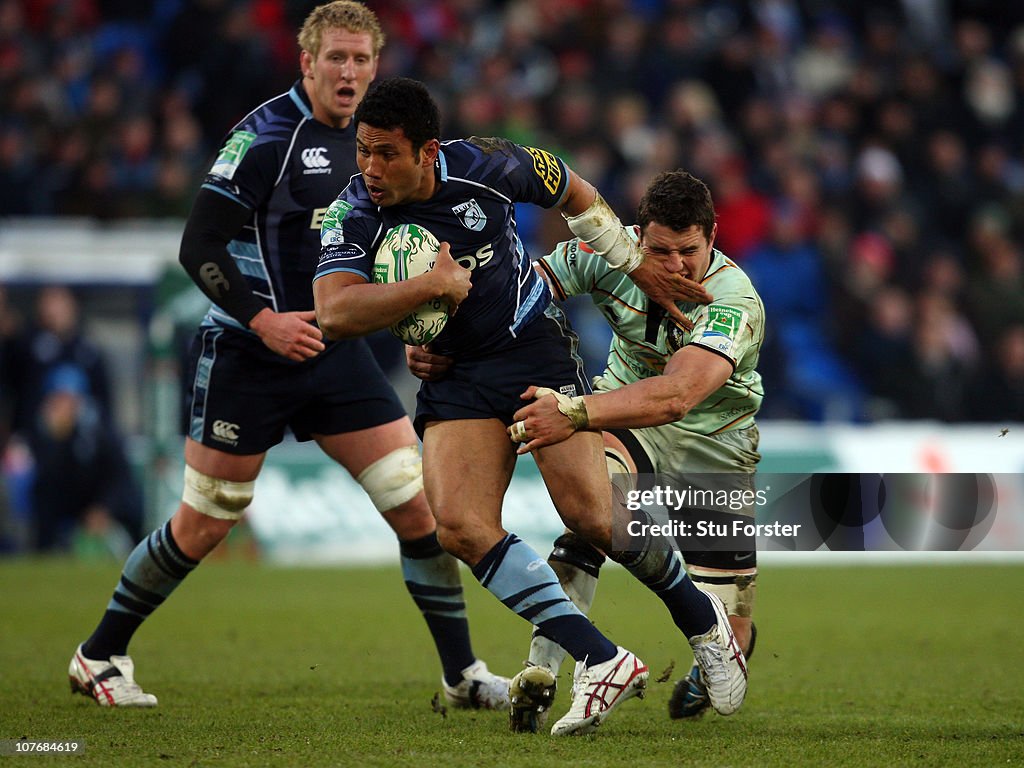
[
  {"left": 68, "top": 2, "right": 509, "bottom": 711},
  {"left": 409, "top": 170, "right": 764, "bottom": 730},
  {"left": 313, "top": 78, "right": 747, "bottom": 735}
]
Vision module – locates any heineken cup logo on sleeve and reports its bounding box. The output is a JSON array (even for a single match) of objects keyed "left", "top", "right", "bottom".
[{"left": 211, "top": 131, "right": 256, "bottom": 180}]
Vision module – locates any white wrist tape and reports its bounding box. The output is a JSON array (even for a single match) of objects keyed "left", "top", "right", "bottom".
[
  {"left": 532, "top": 387, "right": 590, "bottom": 430},
  {"left": 562, "top": 192, "right": 644, "bottom": 273}
]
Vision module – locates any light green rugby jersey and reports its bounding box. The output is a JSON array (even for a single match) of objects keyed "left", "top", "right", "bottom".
[{"left": 537, "top": 226, "right": 765, "bottom": 436}]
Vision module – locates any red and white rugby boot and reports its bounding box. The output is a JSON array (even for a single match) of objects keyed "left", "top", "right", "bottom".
[
  {"left": 69, "top": 644, "right": 157, "bottom": 707},
  {"left": 550, "top": 646, "right": 648, "bottom": 735}
]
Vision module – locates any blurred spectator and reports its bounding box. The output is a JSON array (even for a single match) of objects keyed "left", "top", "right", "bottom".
[
  {"left": 971, "top": 325, "right": 1024, "bottom": 422},
  {"left": 25, "top": 364, "right": 142, "bottom": 554},
  {"left": 897, "top": 294, "right": 979, "bottom": 421},
  {"left": 832, "top": 231, "right": 896, "bottom": 362},
  {"left": 918, "top": 129, "right": 978, "bottom": 244},
  {"left": 710, "top": 156, "right": 772, "bottom": 261},
  {"left": 793, "top": 12, "right": 855, "bottom": 98},
  {"left": 853, "top": 285, "right": 915, "bottom": 420},
  {"left": 853, "top": 145, "right": 917, "bottom": 234},
  {"left": 0, "top": 285, "right": 24, "bottom": 551},
  {"left": 0, "top": 284, "right": 21, "bottom": 446},
  {"left": 965, "top": 211, "right": 1024, "bottom": 348},
  {"left": 744, "top": 202, "right": 863, "bottom": 420},
  {"left": 703, "top": 30, "right": 758, "bottom": 126},
  {"left": 9, "top": 285, "right": 112, "bottom": 435}
]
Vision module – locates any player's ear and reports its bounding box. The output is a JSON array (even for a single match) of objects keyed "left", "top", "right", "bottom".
[
  {"left": 300, "top": 50, "right": 314, "bottom": 79},
  {"left": 419, "top": 139, "right": 440, "bottom": 167},
  {"left": 708, "top": 221, "right": 718, "bottom": 249}
]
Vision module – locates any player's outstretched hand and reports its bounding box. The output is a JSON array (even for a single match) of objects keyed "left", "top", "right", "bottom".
[
  {"left": 431, "top": 243, "right": 472, "bottom": 311},
  {"left": 249, "top": 308, "right": 325, "bottom": 361},
  {"left": 628, "top": 258, "right": 712, "bottom": 330},
  {"left": 509, "top": 386, "right": 577, "bottom": 454},
  {"left": 406, "top": 344, "right": 453, "bottom": 381}
]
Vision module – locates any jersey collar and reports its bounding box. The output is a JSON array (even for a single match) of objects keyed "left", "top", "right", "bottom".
[
  {"left": 289, "top": 79, "right": 314, "bottom": 119},
  {"left": 435, "top": 148, "right": 449, "bottom": 182},
  {"left": 702, "top": 248, "right": 726, "bottom": 282}
]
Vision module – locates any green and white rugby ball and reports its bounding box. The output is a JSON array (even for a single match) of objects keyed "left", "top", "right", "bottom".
[{"left": 373, "top": 223, "right": 450, "bottom": 346}]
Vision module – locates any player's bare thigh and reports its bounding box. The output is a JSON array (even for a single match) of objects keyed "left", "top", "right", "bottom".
[
  {"left": 420, "top": 418, "right": 516, "bottom": 566},
  {"left": 531, "top": 429, "right": 614, "bottom": 551},
  {"left": 313, "top": 417, "right": 435, "bottom": 540},
  {"left": 312, "top": 416, "right": 420, "bottom": 477},
  {"left": 184, "top": 436, "right": 266, "bottom": 481}
]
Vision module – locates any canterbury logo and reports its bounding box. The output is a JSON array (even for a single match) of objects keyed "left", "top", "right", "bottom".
[
  {"left": 301, "top": 147, "right": 331, "bottom": 170},
  {"left": 212, "top": 420, "right": 240, "bottom": 441},
  {"left": 199, "top": 263, "right": 229, "bottom": 297}
]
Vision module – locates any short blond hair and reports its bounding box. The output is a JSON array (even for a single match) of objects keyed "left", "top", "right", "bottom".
[{"left": 298, "top": 1, "right": 385, "bottom": 60}]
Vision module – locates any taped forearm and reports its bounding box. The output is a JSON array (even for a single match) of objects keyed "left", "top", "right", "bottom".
[
  {"left": 179, "top": 188, "right": 266, "bottom": 327},
  {"left": 561, "top": 192, "right": 644, "bottom": 273}
]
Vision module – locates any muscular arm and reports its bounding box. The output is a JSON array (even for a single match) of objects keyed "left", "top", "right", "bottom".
[
  {"left": 557, "top": 170, "right": 599, "bottom": 218},
  {"left": 583, "top": 345, "right": 734, "bottom": 430},
  {"left": 179, "top": 188, "right": 325, "bottom": 361},
  {"left": 556, "top": 169, "right": 711, "bottom": 326},
  {"left": 313, "top": 243, "right": 471, "bottom": 340},
  {"left": 510, "top": 344, "right": 733, "bottom": 452},
  {"left": 178, "top": 188, "right": 265, "bottom": 327}
]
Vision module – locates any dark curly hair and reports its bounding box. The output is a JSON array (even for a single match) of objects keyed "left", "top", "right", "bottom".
[
  {"left": 354, "top": 77, "right": 441, "bottom": 154},
  {"left": 636, "top": 170, "right": 716, "bottom": 241}
]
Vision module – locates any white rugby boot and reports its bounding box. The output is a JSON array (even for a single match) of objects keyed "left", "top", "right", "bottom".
[
  {"left": 68, "top": 644, "right": 157, "bottom": 707},
  {"left": 688, "top": 592, "right": 747, "bottom": 715},
  {"left": 442, "top": 659, "right": 511, "bottom": 710},
  {"left": 550, "top": 646, "right": 648, "bottom": 736}
]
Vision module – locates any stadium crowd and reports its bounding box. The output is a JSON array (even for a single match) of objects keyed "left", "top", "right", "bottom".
[{"left": 3, "top": 0, "right": 1024, "bottom": 423}]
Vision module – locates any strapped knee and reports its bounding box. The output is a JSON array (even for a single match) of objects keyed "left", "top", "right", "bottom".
[
  {"left": 606, "top": 445, "right": 636, "bottom": 505},
  {"left": 549, "top": 531, "right": 606, "bottom": 578},
  {"left": 356, "top": 445, "right": 424, "bottom": 512},
  {"left": 605, "top": 445, "right": 634, "bottom": 484},
  {"left": 182, "top": 465, "right": 254, "bottom": 521},
  {"left": 689, "top": 565, "right": 757, "bottom": 619}
]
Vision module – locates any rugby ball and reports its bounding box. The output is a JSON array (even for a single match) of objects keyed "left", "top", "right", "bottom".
[{"left": 373, "top": 223, "right": 450, "bottom": 345}]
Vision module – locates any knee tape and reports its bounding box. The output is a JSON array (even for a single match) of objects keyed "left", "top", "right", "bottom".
[
  {"left": 182, "top": 465, "right": 254, "bottom": 521},
  {"left": 689, "top": 566, "right": 758, "bottom": 618},
  {"left": 356, "top": 445, "right": 424, "bottom": 512},
  {"left": 606, "top": 445, "right": 636, "bottom": 499}
]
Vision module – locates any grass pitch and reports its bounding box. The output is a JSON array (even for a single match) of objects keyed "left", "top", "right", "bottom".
[{"left": 1, "top": 558, "right": 1022, "bottom": 767}]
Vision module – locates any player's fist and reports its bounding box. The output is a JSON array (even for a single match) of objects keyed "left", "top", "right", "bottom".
[
  {"left": 406, "top": 344, "right": 453, "bottom": 381},
  {"left": 249, "top": 308, "right": 325, "bottom": 361},
  {"left": 430, "top": 243, "right": 472, "bottom": 309}
]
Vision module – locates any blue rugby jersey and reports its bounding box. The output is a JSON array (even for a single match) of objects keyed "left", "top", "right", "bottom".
[
  {"left": 314, "top": 137, "right": 570, "bottom": 357},
  {"left": 200, "top": 80, "right": 359, "bottom": 330}
]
